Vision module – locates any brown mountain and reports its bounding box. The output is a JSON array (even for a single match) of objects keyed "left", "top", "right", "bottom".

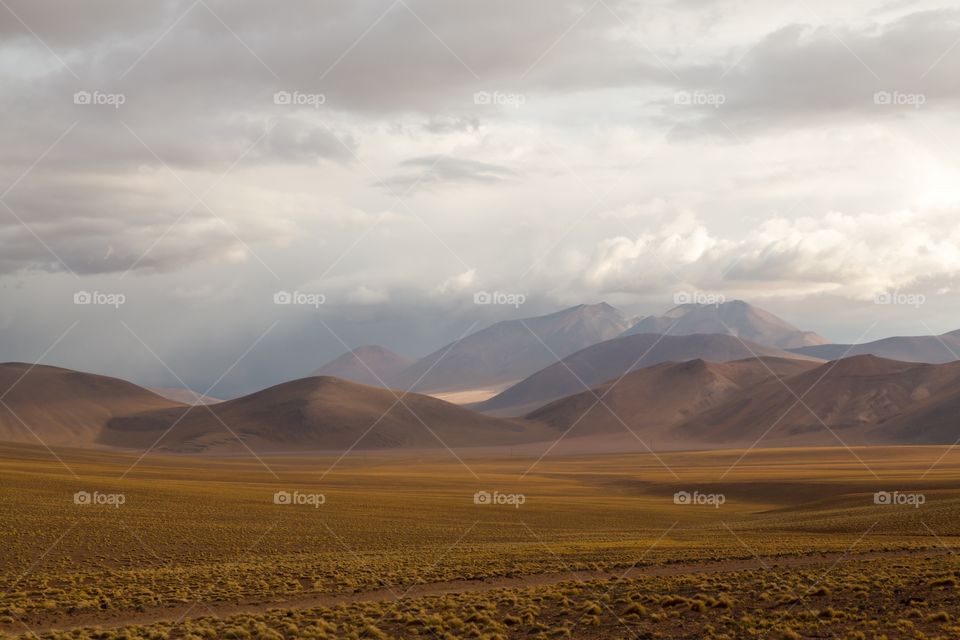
[
  {"left": 0, "top": 363, "right": 185, "bottom": 448},
  {"left": 8, "top": 353, "right": 960, "bottom": 455},
  {"left": 149, "top": 387, "right": 223, "bottom": 405},
  {"left": 398, "top": 303, "right": 631, "bottom": 393},
  {"left": 673, "top": 355, "right": 960, "bottom": 446},
  {"left": 478, "top": 333, "right": 823, "bottom": 417},
  {"left": 622, "top": 300, "right": 827, "bottom": 349},
  {"left": 104, "top": 376, "right": 555, "bottom": 453},
  {"left": 312, "top": 345, "right": 415, "bottom": 388},
  {"left": 526, "top": 357, "right": 819, "bottom": 444}
]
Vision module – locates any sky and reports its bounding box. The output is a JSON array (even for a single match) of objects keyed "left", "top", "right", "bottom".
[{"left": 2, "top": 0, "right": 960, "bottom": 397}]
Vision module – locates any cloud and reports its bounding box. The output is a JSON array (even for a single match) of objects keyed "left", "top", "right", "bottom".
[
  {"left": 580, "top": 208, "right": 960, "bottom": 300},
  {"left": 421, "top": 116, "right": 481, "bottom": 134},
  {"left": 438, "top": 268, "right": 477, "bottom": 294},
  {"left": 381, "top": 155, "right": 517, "bottom": 191},
  {"left": 4, "top": 0, "right": 960, "bottom": 395},
  {"left": 346, "top": 285, "right": 389, "bottom": 305},
  {"left": 667, "top": 9, "right": 960, "bottom": 134}
]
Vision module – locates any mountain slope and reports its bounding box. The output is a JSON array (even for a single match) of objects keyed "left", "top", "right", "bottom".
[
  {"left": 312, "top": 345, "right": 415, "bottom": 388},
  {"left": 789, "top": 333, "right": 960, "bottom": 364},
  {"left": 0, "top": 363, "right": 186, "bottom": 447},
  {"left": 104, "top": 376, "right": 555, "bottom": 453},
  {"left": 622, "top": 300, "right": 827, "bottom": 349},
  {"left": 399, "top": 303, "right": 631, "bottom": 392},
  {"left": 525, "top": 357, "right": 820, "bottom": 443},
  {"left": 673, "top": 355, "right": 960, "bottom": 446},
  {"left": 479, "top": 333, "right": 822, "bottom": 416},
  {"left": 149, "top": 387, "right": 223, "bottom": 405}
]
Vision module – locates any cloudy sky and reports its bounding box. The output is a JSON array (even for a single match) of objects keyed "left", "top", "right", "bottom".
[{"left": 2, "top": 0, "right": 960, "bottom": 396}]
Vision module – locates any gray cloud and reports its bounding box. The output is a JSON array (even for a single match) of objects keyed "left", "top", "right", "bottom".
[
  {"left": 381, "top": 155, "right": 517, "bottom": 191},
  {"left": 3, "top": 0, "right": 960, "bottom": 396},
  {"left": 667, "top": 9, "right": 960, "bottom": 134}
]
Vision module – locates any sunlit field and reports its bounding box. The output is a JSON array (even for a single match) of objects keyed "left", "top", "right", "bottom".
[{"left": 3, "top": 443, "right": 960, "bottom": 639}]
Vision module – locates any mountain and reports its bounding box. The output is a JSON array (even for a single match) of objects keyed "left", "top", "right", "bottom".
[
  {"left": 525, "top": 357, "right": 820, "bottom": 443},
  {"left": 149, "top": 387, "right": 223, "bottom": 405},
  {"left": 9, "top": 353, "right": 960, "bottom": 455},
  {"left": 398, "top": 303, "right": 632, "bottom": 393},
  {"left": 789, "top": 332, "right": 960, "bottom": 364},
  {"left": 0, "top": 363, "right": 185, "bottom": 448},
  {"left": 478, "top": 333, "right": 823, "bottom": 416},
  {"left": 622, "top": 300, "right": 828, "bottom": 349},
  {"left": 673, "top": 355, "right": 960, "bottom": 446},
  {"left": 312, "top": 345, "right": 415, "bottom": 388},
  {"left": 104, "top": 376, "right": 555, "bottom": 453}
]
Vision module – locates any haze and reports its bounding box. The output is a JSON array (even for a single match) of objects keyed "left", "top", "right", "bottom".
[{"left": 2, "top": 0, "right": 959, "bottom": 397}]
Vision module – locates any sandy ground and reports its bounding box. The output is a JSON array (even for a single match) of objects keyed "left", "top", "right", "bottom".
[{"left": 427, "top": 386, "right": 512, "bottom": 404}]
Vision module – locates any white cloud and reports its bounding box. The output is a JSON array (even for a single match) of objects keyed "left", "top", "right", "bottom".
[
  {"left": 346, "top": 285, "right": 390, "bottom": 305},
  {"left": 438, "top": 268, "right": 478, "bottom": 294},
  {"left": 580, "top": 208, "right": 960, "bottom": 300}
]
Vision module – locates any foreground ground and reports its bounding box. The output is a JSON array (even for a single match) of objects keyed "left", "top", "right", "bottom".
[{"left": 2, "top": 443, "right": 960, "bottom": 638}]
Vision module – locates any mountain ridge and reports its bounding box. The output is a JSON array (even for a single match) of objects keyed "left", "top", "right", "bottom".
[
  {"left": 477, "top": 332, "right": 823, "bottom": 417},
  {"left": 622, "top": 300, "right": 828, "bottom": 349}
]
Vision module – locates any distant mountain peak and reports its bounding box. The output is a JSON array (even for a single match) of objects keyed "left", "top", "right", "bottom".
[
  {"left": 312, "top": 345, "right": 414, "bottom": 389},
  {"left": 621, "top": 299, "right": 828, "bottom": 349},
  {"left": 393, "top": 303, "right": 631, "bottom": 393}
]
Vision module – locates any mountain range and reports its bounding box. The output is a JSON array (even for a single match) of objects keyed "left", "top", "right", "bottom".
[
  {"left": 316, "top": 300, "right": 823, "bottom": 394},
  {"left": 4, "top": 299, "right": 960, "bottom": 455},
  {"left": 789, "top": 330, "right": 960, "bottom": 363},
  {"left": 316, "top": 302, "right": 631, "bottom": 393},
  {"left": 105, "top": 376, "right": 553, "bottom": 453}
]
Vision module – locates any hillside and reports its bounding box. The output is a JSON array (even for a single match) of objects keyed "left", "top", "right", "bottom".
[
  {"left": 526, "top": 357, "right": 819, "bottom": 444},
  {"left": 479, "top": 333, "right": 823, "bottom": 416},
  {"left": 0, "top": 363, "right": 185, "bottom": 448},
  {"left": 104, "top": 376, "right": 554, "bottom": 453}
]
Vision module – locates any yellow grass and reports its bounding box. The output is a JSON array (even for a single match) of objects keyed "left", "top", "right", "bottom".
[{"left": 2, "top": 442, "right": 960, "bottom": 638}]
